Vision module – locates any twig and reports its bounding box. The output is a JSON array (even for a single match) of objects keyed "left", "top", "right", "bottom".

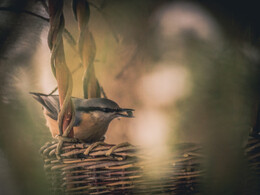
[
  {"left": 0, "top": 6, "right": 49, "bottom": 22},
  {"left": 38, "top": 0, "right": 49, "bottom": 14},
  {"left": 63, "top": 28, "right": 77, "bottom": 47},
  {"left": 116, "top": 46, "right": 139, "bottom": 79},
  {"left": 88, "top": 2, "right": 119, "bottom": 43},
  {"left": 100, "top": 86, "right": 107, "bottom": 99}
]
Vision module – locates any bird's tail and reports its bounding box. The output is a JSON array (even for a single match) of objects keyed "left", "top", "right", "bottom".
[{"left": 30, "top": 92, "right": 59, "bottom": 120}]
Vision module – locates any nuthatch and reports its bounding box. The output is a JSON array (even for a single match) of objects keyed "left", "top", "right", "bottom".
[{"left": 31, "top": 93, "right": 134, "bottom": 143}]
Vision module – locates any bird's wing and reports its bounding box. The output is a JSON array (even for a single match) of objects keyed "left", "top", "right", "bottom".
[
  {"left": 30, "top": 92, "right": 60, "bottom": 120},
  {"left": 72, "top": 98, "right": 83, "bottom": 126},
  {"left": 31, "top": 92, "right": 82, "bottom": 126}
]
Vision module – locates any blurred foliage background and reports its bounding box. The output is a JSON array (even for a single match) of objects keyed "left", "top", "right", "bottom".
[{"left": 1, "top": 0, "right": 260, "bottom": 194}]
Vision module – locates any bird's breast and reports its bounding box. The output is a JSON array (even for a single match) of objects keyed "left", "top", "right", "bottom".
[{"left": 73, "top": 113, "right": 109, "bottom": 142}]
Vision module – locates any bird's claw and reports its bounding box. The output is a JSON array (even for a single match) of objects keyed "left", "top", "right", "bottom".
[
  {"left": 99, "top": 136, "right": 106, "bottom": 142},
  {"left": 55, "top": 135, "right": 79, "bottom": 143}
]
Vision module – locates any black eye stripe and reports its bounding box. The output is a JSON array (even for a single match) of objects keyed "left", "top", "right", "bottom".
[{"left": 78, "top": 107, "right": 120, "bottom": 113}]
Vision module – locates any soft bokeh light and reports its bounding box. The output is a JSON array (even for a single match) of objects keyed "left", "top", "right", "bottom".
[
  {"left": 34, "top": 29, "right": 56, "bottom": 94},
  {"left": 130, "top": 109, "right": 168, "bottom": 146},
  {"left": 137, "top": 65, "right": 191, "bottom": 107},
  {"left": 155, "top": 2, "right": 222, "bottom": 42}
]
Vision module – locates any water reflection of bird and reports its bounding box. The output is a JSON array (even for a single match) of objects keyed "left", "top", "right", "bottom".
[{"left": 31, "top": 92, "right": 134, "bottom": 143}]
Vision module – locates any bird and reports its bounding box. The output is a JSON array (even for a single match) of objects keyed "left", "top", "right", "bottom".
[{"left": 31, "top": 92, "right": 134, "bottom": 143}]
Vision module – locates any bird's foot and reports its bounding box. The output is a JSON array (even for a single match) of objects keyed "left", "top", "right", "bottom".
[
  {"left": 55, "top": 135, "right": 80, "bottom": 143},
  {"left": 84, "top": 141, "right": 107, "bottom": 155},
  {"left": 106, "top": 142, "right": 132, "bottom": 156},
  {"left": 99, "top": 136, "right": 106, "bottom": 142}
]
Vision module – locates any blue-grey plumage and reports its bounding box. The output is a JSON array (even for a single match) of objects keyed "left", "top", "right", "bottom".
[{"left": 31, "top": 92, "right": 134, "bottom": 143}]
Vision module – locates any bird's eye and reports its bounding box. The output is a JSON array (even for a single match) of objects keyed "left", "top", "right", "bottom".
[{"left": 102, "top": 108, "right": 110, "bottom": 112}]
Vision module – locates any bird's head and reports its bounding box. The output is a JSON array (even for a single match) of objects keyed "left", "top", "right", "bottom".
[{"left": 76, "top": 98, "right": 134, "bottom": 122}]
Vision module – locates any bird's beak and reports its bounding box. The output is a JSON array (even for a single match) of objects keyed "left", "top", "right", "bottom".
[{"left": 116, "top": 108, "right": 135, "bottom": 118}]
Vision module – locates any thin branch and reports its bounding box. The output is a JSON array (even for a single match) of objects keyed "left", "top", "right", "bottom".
[
  {"left": 100, "top": 86, "right": 107, "bottom": 98},
  {"left": 48, "top": 86, "right": 58, "bottom": 95},
  {"left": 38, "top": 0, "right": 49, "bottom": 14},
  {"left": 63, "top": 28, "right": 77, "bottom": 46},
  {"left": 0, "top": 6, "right": 49, "bottom": 22},
  {"left": 88, "top": 2, "right": 119, "bottom": 43},
  {"left": 115, "top": 46, "right": 139, "bottom": 79}
]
